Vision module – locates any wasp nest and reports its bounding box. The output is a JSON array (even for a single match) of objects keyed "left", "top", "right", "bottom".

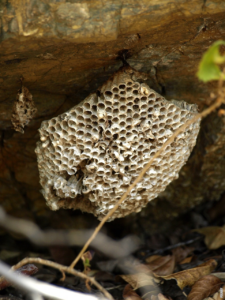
[
  {"left": 11, "top": 85, "right": 37, "bottom": 134},
  {"left": 35, "top": 66, "right": 200, "bottom": 221}
]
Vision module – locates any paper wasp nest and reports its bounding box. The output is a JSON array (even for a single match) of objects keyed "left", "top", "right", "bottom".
[{"left": 35, "top": 66, "right": 200, "bottom": 221}]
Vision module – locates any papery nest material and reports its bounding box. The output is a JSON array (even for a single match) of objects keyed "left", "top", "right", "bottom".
[{"left": 35, "top": 66, "right": 200, "bottom": 221}]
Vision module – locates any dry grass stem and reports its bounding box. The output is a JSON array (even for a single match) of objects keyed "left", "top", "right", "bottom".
[
  {"left": 70, "top": 92, "right": 224, "bottom": 270},
  {"left": 10, "top": 257, "right": 113, "bottom": 300}
]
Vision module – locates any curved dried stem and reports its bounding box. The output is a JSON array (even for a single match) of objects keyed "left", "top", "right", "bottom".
[{"left": 11, "top": 257, "right": 113, "bottom": 300}]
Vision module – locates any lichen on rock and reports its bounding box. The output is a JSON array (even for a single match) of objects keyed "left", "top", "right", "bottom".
[{"left": 35, "top": 66, "right": 200, "bottom": 221}]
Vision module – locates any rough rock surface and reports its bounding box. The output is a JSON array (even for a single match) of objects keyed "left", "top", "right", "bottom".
[{"left": 1, "top": 0, "right": 225, "bottom": 232}]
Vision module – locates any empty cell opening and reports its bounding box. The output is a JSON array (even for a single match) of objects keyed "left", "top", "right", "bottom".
[
  {"left": 119, "top": 121, "right": 126, "bottom": 127},
  {"left": 120, "top": 105, "right": 126, "bottom": 112},
  {"left": 173, "top": 114, "right": 180, "bottom": 121},
  {"left": 68, "top": 120, "right": 76, "bottom": 127},
  {"left": 70, "top": 111, "right": 76, "bottom": 118},
  {"left": 98, "top": 103, "right": 105, "bottom": 109},
  {"left": 56, "top": 123, "right": 62, "bottom": 131},
  {"left": 126, "top": 117, "right": 132, "bottom": 124},
  {"left": 160, "top": 107, "right": 166, "bottom": 113},
  {"left": 112, "top": 117, "right": 119, "bottom": 123},
  {"left": 91, "top": 115, "right": 98, "bottom": 122},
  {"left": 181, "top": 110, "right": 187, "bottom": 116},
  {"left": 120, "top": 129, "right": 126, "bottom": 135},
  {"left": 141, "top": 104, "right": 147, "bottom": 110},
  {"left": 133, "top": 104, "right": 139, "bottom": 111},
  {"left": 120, "top": 97, "right": 126, "bottom": 104},
  {"left": 159, "top": 129, "right": 165, "bottom": 135},
  {"left": 167, "top": 112, "right": 173, "bottom": 117},
  {"left": 127, "top": 96, "right": 134, "bottom": 101},
  {"left": 133, "top": 90, "right": 138, "bottom": 95},
  {"left": 105, "top": 129, "right": 112, "bottom": 137},
  {"left": 50, "top": 119, "right": 57, "bottom": 126},
  {"left": 49, "top": 126, "right": 55, "bottom": 133},
  {"left": 133, "top": 83, "right": 140, "bottom": 89},
  {"left": 141, "top": 96, "right": 147, "bottom": 101},
  {"left": 127, "top": 87, "right": 132, "bottom": 92},
  {"left": 133, "top": 113, "right": 139, "bottom": 118},
  {"left": 119, "top": 84, "right": 126, "bottom": 90},
  {"left": 141, "top": 112, "right": 147, "bottom": 117},
  {"left": 62, "top": 130, "right": 68, "bottom": 136},
  {"left": 99, "top": 118, "right": 105, "bottom": 124},
  {"left": 126, "top": 125, "right": 132, "bottom": 130},
  {"left": 156, "top": 97, "right": 162, "bottom": 102},
  {"left": 83, "top": 102, "right": 91, "bottom": 109},
  {"left": 61, "top": 121, "right": 68, "bottom": 130},
  {"left": 92, "top": 105, "right": 97, "bottom": 112},
  {"left": 114, "top": 94, "right": 119, "bottom": 100},
  {"left": 77, "top": 115, "right": 84, "bottom": 121},
  {"left": 113, "top": 87, "right": 119, "bottom": 93},
  {"left": 85, "top": 118, "right": 92, "bottom": 124},
  {"left": 92, "top": 121, "right": 98, "bottom": 127},
  {"left": 97, "top": 169, "right": 104, "bottom": 175},
  {"left": 126, "top": 132, "right": 132, "bottom": 138},
  {"left": 76, "top": 107, "right": 83, "bottom": 114},
  {"left": 113, "top": 108, "right": 119, "bottom": 114},
  {"left": 106, "top": 107, "right": 112, "bottom": 114},
  {"left": 168, "top": 105, "right": 175, "bottom": 112},
  {"left": 148, "top": 107, "right": 153, "bottom": 112},
  {"left": 120, "top": 91, "right": 126, "bottom": 95},
  {"left": 86, "top": 132, "right": 92, "bottom": 138},
  {"left": 105, "top": 100, "right": 112, "bottom": 106},
  {"left": 105, "top": 91, "right": 113, "bottom": 98},
  {"left": 84, "top": 110, "right": 92, "bottom": 116},
  {"left": 127, "top": 109, "right": 132, "bottom": 116},
  {"left": 134, "top": 98, "right": 140, "bottom": 104},
  {"left": 77, "top": 130, "right": 84, "bottom": 136},
  {"left": 113, "top": 134, "right": 118, "bottom": 140},
  {"left": 120, "top": 136, "right": 126, "bottom": 142},
  {"left": 159, "top": 115, "right": 165, "bottom": 121},
  {"left": 166, "top": 118, "right": 173, "bottom": 124}
]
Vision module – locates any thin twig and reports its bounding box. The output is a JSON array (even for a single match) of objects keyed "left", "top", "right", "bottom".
[
  {"left": 0, "top": 260, "right": 98, "bottom": 300},
  {"left": 10, "top": 257, "right": 113, "bottom": 300},
  {"left": 70, "top": 94, "right": 224, "bottom": 269}
]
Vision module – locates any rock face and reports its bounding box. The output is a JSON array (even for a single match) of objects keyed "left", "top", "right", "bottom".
[{"left": 0, "top": 1, "right": 225, "bottom": 231}]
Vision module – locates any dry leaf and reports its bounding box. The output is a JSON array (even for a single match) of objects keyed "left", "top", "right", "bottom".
[
  {"left": 123, "top": 284, "right": 142, "bottom": 300},
  {"left": 155, "top": 259, "right": 217, "bottom": 290},
  {"left": 120, "top": 273, "right": 158, "bottom": 290},
  {"left": 187, "top": 275, "right": 223, "bottom": 300},
  {"left": 11, "top": 83, "right": 37, "bottom": 133},
  {"left": 145, "top": 255, "right": 175, "bottom": 276},
  {"left": 180, "top": 256, "right": 193, "bottom": 265},
  {"left": 146, "top": 255, "right": 162, "bottom": 264},
  {"left": 195, "top": 226, "right": 225, "bottom": 250},
  {"left": 172, "top": 247, "right": 194, "bottom": 264},
  {"left": 204, "top": 284, "right": 225, "bottom": 300}
]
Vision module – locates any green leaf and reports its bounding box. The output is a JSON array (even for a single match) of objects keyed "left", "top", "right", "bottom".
[{"left": 197, "top": 40, "right": 225, "bottom": 82}]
